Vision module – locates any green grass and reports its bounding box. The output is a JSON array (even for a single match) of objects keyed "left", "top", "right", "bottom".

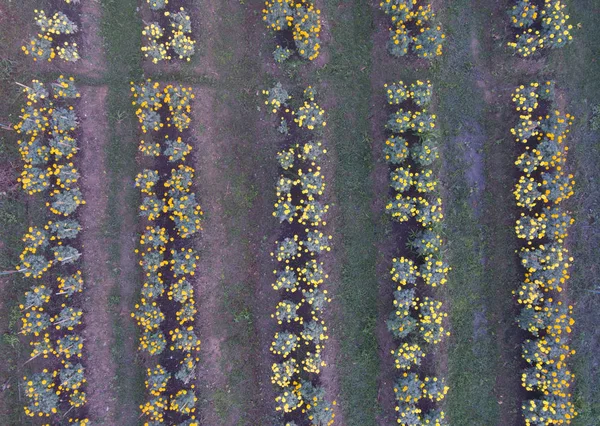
[
  {"left": 430, "top": 1, "right": 525, "bottom": 424},
  {"left": 191, "top": 2, "right": 277, "bottom": 424},
  {"left": 320, "top": 1, "right": 380, "bottom": 425},
  {"left": 99, "top": 0, "right": 145, "bottom": 421}
]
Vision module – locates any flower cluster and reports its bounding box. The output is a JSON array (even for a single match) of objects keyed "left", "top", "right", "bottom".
[
  {"left": 131, "top": 80, "right": 202, "bottom": 424},
  {"left": 141, "top": 6, "right": 195, "bottom": 63},
  {"left": 22, "top": 9, "right": 79, "bottom": 62},
  {"left": 507, "top": 0, "right": 574, "bottom": 57},
  {"left": 511, "top": 82, "right": 577, "bottom": 425},
  {"left": 382, "top": 80, "right": 449, "bottom": 424},
  {"left": 379, "top": 1, "right": 445, "bottom": 59},
  {"left": 264, "top": 84, "right": 335, "bottom": 424},
  {"left": 131, "top": 80, "right": 194, "bottom": 134},
  {"left": 13, "top": 79, "right": 88, "bottom": 423},
  {"left": 263, "top": 0, "right": 322, "bottom": 61}
]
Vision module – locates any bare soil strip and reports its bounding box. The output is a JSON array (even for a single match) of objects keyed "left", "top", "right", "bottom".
[
  {"left": 190, "top": 87, "right": 231, "bottom": 425},
  {"left": 77, "top": 0, "right": 107, "bottom": 77},
  {"left": 191, "top": 82, "right": 279, "bottom": 425},
  {"left": 78, "top": 85, "right": 117, "bottom": 423}
]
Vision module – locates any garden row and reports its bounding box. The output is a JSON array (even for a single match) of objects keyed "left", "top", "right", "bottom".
[
  {"left": 264, "top": 83, "right": 336, "bottom": 426},
  {"left": 130, "top": 80, "right": 202, "bottom": 425},
  {"left": 21, "top": 0, "right": 197, "bottom": 65},
  {"left": 14, "top": 77, "right": 88, "bottom": 424},
  {"left": 511, "top": 82, "right": 577, "bottom": 425},
  {"left": 379, "top": 0, "right": 445, "bottom": 59},
  {"left": 141, "top": 0, "right": 196, "bottom": 63},
  {"left": 507, "top": 0, "right": 574, "bottom": 57},
  {"left": 263, "top": 0, "right": 322, "bottom": 63},
  {"left": 382, "top": 80, "right": 449, "bottom": 425},
  {"left": 22, "top": 1, "right": 81, "bottom": 62},
  {"left": 262, "top": 1, "right": 337, "bottom": 425}
]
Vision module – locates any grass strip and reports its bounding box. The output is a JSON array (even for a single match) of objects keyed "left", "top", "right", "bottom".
[
  {"left": 321, "top": 2, "right": 380, "bottom": 425},
  {"left": 99, "top": 0, "right": 145, "bottom": 421}
]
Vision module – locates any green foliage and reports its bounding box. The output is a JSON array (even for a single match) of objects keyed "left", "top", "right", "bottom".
[
  {"left": 411, "top": 138, "right": 439, "bottom": 167},
  {"left": 164, "top": 138, "right": 192, "bottom": 162},
  {"left": 391, "top": 342, "right": 425, "bottom": 370},
  {"left": 384, "top": 136, "right": 410, "bottom": 164},
  {"left": 53, "top": 306, "right": 83, "bottom": 329},
  {"left": 265, "top": 82, "right": 291, "bottom": 114},
  {"left": 409, "top": 229, "right": 442, "bottom": 257},
  {"left": 23, "top": 371, "right": 59, "bottom": 417},
  {"left": 48, "top": 219, "right": 81, "bottom": 240},
  {"left": 48, "top": 188, "right": 85, "bottom": 216},
  {"left": 273, "top": 46, "right": 293, "bottom": 63},
  {"left": 273, "top": 268, "right": 298, "bottom": 292},
  {"left": 135, "top": 169, "right": 160, "bottom": 194},
  {"left": 409, "top": 80, "right": 433, "bottom": 107},
  {"left": 509, "top": 0, "right": 538, "bottom": 28},
  {"left": 270, "top": 332, "right": 299, "bottom": 359},
  {"left": 147, "top": 0, "right": 167, "bottom": 11}
]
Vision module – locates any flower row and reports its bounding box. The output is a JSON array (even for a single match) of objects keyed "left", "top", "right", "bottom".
[
  {"left": 22, "top": 7, "right": 80, "bottom": 62},
  {"left": 13, "top": 79, "right": 89, "bottom": 425},
  {"left": 379, "top": 0, "right": 445, "bottom": 59},
  {"left": 263, "top": 0, "right": 322, "bottom": 62},
  {"left": 507, "top": 0, "right": 574, "bottom": 57},
  {"left": 264, "top": 84, "right": 335, "bottom": 425},
  {"left": 511, "top": 82, "right": 577, "bottom": 425},
  {"left": 131, "top": 80, "right": 202, "bottom": 425},
  {"left": 383, "top": 80, "right": 449, "bottom": 425},
  {"left": 141, "top": 6, "right": 196, "bottom": 63}
]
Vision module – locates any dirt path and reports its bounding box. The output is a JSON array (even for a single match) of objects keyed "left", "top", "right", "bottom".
[
  {"left": 78, "top": 85, "right": 118, "bottom": 424},
  {"left": 79, "top": 85, "right": 141, "bottom": 426},
  {"left": 192, "top": 80, "right": 277, "bottom": 425},
  {"left": 191, "top": 87, "right": 231, "bottom": 425},
  {"left": 187, "top": 1, "right": 284, "bottom": 423}
]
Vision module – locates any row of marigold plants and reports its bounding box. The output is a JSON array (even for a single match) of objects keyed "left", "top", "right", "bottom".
[
  {"left": 130, "top": 79, "right": 202, "bottom": 425},
  {"left": 377, "top": 0, "right": 575, "bottom": 60},
  {"left": 13, "top": 77, "right": 89, "bottom": 424},
  {"left": 263, "top": 0, "right": 322, "bottom": 63},
  {"left": 378, "top": 0, "right": 446, "bottom": 59},
  {"left": 22, "top": 0, "right": 81, "bottom": 62},
  {"left": 507, "top": 0, "right": 574, "bottom": 57},
  {"left": 510, "top": 81, "right": 577, "bottom": 425},
  {"left": 141, "top": 0, "right": 196, "bottom": 63},
  {"left": 262, "top": 4, "right": 335, "bottom": 424},
  {"left": 263, "top": 82, "right": 336, "bottom": 425},
  {"left": 382, "top": 79, "right": 450, "bottom": 425}
]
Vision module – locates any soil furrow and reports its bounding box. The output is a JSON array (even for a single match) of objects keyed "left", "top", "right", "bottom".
[{"left": 78, "top": 85, "right": 117, "bottom": 424}]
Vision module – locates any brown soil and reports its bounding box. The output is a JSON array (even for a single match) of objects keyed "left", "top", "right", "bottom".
[
  {"left": 191, "top": 82, "right": 279, "bottom": 425},
  {"left": 466, "top": 7, "right": 528, "bottom": 425},
  {"left": 189, "top": 86, "right": 230, "bottom": 425},
  {"left": 77, "top": 0, "right": 107, "bottom": 77},
  {"left": 188, "top": 2, "right": 286, "bottom": 423},
  {"left": 78, "top": 85, "right": 118, "bottom": 424},
  {"left": 78, "top": 86, "right": 139, "bottom": 426}
]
